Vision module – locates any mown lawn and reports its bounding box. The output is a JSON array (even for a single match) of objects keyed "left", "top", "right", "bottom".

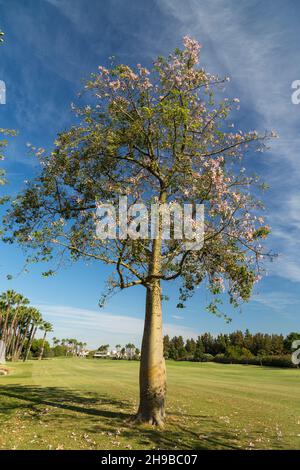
[{"left": 0, "top": 358, "right": 299, "bottom": 450}]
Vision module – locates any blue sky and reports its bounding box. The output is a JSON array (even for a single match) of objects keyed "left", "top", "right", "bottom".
[{"left": 0, "top": 0, "right": 300, "bottom": 348}]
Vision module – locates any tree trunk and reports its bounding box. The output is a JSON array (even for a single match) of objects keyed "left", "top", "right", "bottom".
[
  {"left": 15, "top": 321, "right": 30, "bottom": 360},
  {"left": 39, "top": 332, "right": 47, "bottom": 360},
  {"left": 1, "top": 308, "right": 10, "bottom": 344},
  {"left": 136, "top": 281, "right": 166, "bottom": 425},
  {"left": 24, "top": 325, "right": 36, "bottom": 362},
  {"left": 135, "top": 190, "right": 167, "bottom": 426},
  {"left": 6, "top": 309, "right": 19, "bottom": 355}
]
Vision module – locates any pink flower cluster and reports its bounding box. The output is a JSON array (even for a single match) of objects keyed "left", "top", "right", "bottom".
[{"left": 182, "top": 36, "right": 202, "bottom": 65}]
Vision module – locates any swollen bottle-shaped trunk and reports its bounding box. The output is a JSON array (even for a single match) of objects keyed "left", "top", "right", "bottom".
[
  {"left": 136, "top": 190, "right": 167, "bottom": 425},
  {"left": 136, "top": 280, "right": 166, "bottom": 426}
]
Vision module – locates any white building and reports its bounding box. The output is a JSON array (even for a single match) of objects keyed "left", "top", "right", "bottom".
[{"left": 93, "top": 351, "right": 110, "bottom": 358}]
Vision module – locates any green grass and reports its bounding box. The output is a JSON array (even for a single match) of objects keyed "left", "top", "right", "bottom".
[{"left": 0, "top": 358, "right": 299, "bottom": 450}]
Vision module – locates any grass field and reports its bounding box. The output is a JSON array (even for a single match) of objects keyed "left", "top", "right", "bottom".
[{"left": 0, "top": 358, "right": 299, "bottom": 450}]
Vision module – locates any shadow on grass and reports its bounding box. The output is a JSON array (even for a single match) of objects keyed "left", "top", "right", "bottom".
[
  {"left": 0, "top": 384, "right": 240, "bottom": 449},
  {"left": 0, "top": 384, "right": 132, "bottom": 420}
]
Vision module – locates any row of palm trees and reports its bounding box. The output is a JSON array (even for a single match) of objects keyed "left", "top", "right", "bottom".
[
  {"left": 0, "top": 290, "right": 53, "bottom": 361},
  {"left": 52, "top": 337, "right": 87, "bottom": 356}
]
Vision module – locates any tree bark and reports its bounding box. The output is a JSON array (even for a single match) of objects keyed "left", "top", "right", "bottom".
[
  {"left": 136, "top": 281, "right": 166, "bottom": 425},
  {"left": 135, "top": 190, "right": 167, "bottom": 426}
]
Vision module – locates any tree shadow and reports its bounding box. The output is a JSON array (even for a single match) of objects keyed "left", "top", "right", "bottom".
[
  {"left": 0, "top": 384, "right": 244, "bottom": 449},
  {"left": 0, "top": 384, "right": 132, "bottom": 421},
  {"left": 101, "top": 415, "right": 242, "bottom": 450}
]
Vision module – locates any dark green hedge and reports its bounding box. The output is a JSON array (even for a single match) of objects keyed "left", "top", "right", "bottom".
[{"left": 213, "top": 353, "right": 297, "bottom": 368}]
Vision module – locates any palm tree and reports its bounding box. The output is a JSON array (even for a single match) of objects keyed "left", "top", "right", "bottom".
[
  {"left": 15, "top": 307, "right": 40, "bottom": 360},
  {"left": 52, "top": 337, "right": 59, "bottom": 347},
  {"left": 24, "top": 310, "right": 42, "bottom": 362},
  {"left": 0, "top": 290, "right": 19, "bottom": 344},
  {"left": 6, "top": 293, "right": 29, "bottom": 357},
  {"left": 38, "top": 321, "right": 53, "bottom": 360},
  {"left": 0, "top": 300, "right": 7, "bottom": 336},
  {"left": 0, "top": 290, "right": 48, "bottom": 362},
  {"left": 10, "top": 305, "right": 28, "bottom": 359}
]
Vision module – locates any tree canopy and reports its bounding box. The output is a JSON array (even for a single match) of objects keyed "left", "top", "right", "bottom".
[{"left": 3, "top": 36, "right": 274, "bottom": 316}]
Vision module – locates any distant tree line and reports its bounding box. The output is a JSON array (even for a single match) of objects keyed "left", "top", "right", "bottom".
[
  {"left": 52, "top": 338, "right": 87, "bottom": 357},
  {"left": 28, "top": 337, "right": 88, "bottom": 359},
  {"left": 163, "top": 330, "right": 300, "bottom": 368}
]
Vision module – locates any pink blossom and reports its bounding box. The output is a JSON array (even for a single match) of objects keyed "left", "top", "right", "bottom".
[
  {"left": 182, "top": 36, "right": 202, "bottom": 57},
  {"left": 98, "top": 66, "right": 109, "bottom": 75},
  {"left": 109, "top": 80, "right": 121, "bottom": 90}
]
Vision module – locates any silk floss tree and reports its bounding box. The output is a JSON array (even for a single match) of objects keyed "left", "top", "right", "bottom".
[{"left": 3, "top": 37, "right": 275, "bottom": 425}]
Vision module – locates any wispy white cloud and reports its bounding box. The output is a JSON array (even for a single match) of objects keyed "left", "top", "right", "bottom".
[
  {"left": 44, "top": 0, "right": 96, "bottom": 35},
  {"left": 171, "top": 315, "right": 184, "bottom": 320},
  {"left": 252, "top": 291, "right": 299, "bottom": 312},
  {"left": 35, "top": 303, "right": 198, "bottom": 348}
]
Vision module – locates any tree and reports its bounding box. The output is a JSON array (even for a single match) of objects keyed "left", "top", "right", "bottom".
[
  {"left": 52, "top": 344, "right": 67, "bottom": 357},
  {"left": 185, "top": 338, "right": 196, "bottom": 357},
  {"left": 270, "top": 334, "right": 284, "bottom": 355},
  {"left": 244, "top": 329, "right": 253, "bottom": 351},
  {"left": 215, "top": 333, "right": 229, "bottom": 354},
  {"left": 3, "top": 37, "right": 273, "bottom": 425},
  {"left": 168, "top": 343, "right": 178, "bottom": 360},
  {"left": 194, "top": 336, "right": 204, "bottom": 359},
  {"left": 5, "top": 293, "right": 29, "bottom": 358},
  {"left": 229, "top": 330, "right": 244, "bottom": 348},
  {"left": 121, "top": 347, "right": 126, "bottom": 358},
  {"left": 52, "top": 337, "right": 60, "bottom": 347},
  {"left": 163, "top": 335, "right": 171, "bottom": 358},
  {"left": 23, "top": 308, "right": 42, "bottom": 361},
  {"left": 172, "top": 336, "right": 186, "bottom": 359},
  {"left": 225, "top": 345, "right": 253, "bottom": 362},
  {"left": 31, "top": 338, "right": 51, "bottom": 358},
  {"left": 126, "top": 343, "right": 136, "bottom": 359},
  {"left": 38, "top": 321, "right": 53, "bottom": 360},
  {"left": 201, "top": 332, "right": 215, "bottom": 355},
  {"left": 0, "top": 290, "right": 44, "bottom": 362},
  {"left": 0, "top": 291, "right": 31, "bottom": 360},
  {"left": 0, "top": 290, "right": 19, "bottom": 347}
]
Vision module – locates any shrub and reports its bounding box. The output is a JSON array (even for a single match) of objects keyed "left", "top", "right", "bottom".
[
  {"left": 30, "top": 339, "right": 51, "bottom": 358},
  {"left": 214, "top": 353, "right": 231, "bottom": 364},
  {"left": 52, "top": 345, "right": 68, "bottom": 357},
  {"left": 213, "top": 353, "right": 296, "bottom": 368},
  {"left": 260, "top": 355, "right": 296, "bottom": 368},
  {"left": 193, "top": 352, "right": 214, "bottom": 362},
  {"left": 225, "top": 345, "right": 254, "bottom": 360}
]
